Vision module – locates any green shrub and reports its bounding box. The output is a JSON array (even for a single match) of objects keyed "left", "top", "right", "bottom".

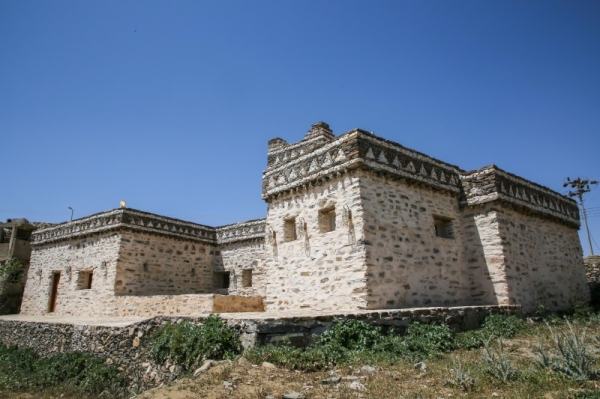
[
  {"left": 245, "top": 340, "right": 303, "bottom": 369},
  {"left": 0, "top": 343, "right": 39, "bottom": 390},
  {"left": 0, "top": 258, "right": 25, "bottom": 283},
  {"left": 317, "top": 319, "right": 382, "bottom": 351},
  {"left": 481, "top": 314, "right": 524, "bottom": 339},
  {"left": 575, "top": 390, "right": 600, "bottom": 399},
  {"left": 571, "top": 302, "right": 596, "bottom": 321},
  {"left": 151, "top": 315, "right": 242, "bottom": 371},
  {"left": 245, "top": 339, "right": 347, "bottom": 372},
  {"left": 456, "top": 314, "right": 525, "bottom": 350},
  {"left": 0, "top": 344, "right": 126, "bottom": 396},
  {"left": 398, "top": 322, "right": 455, "bottom": 361},
  {"left": 455, "top": 329, "right": 486, "bottom": 350}
]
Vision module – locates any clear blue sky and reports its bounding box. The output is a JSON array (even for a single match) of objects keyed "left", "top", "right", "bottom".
[{"left": 1, "top": 1, "right": 599, "bottom": 255}]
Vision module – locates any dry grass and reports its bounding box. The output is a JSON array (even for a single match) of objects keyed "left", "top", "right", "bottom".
[
  {"left": 3, "top": 318, "right": 600, "bottom": 399},
  {"left": 137, "top": 320, "right": 600, "bottom": 399}
]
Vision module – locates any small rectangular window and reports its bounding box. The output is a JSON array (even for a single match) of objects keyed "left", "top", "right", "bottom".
[
  {"left": 77, "top": 271, "right": 93, "bottom": 290},
  {"left": 284, "top": 218, "right": 297, "bottom": 242},
  {"left": 433, "top": 216, "right": 454, "bottom": 239},
  {"left": 214, "top": 272, "right": 230, "bottom": 289},
  {"left": 242, "top": 269, "right": 252, "bottom": 288},
  {"left": 319, "top": 207, "right": 336, "bottom": 233}
]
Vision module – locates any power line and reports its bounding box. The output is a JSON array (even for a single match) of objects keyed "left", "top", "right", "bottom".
[
  {"left": 592, "top": 231, "right": 600, "bottom": 253},
  {"left": 564, "top": 177, "right": 599, "bottom": 255}
]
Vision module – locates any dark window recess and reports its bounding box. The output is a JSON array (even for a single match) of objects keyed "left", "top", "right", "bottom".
[
  {"left": 433, "top": 216, "right": 454, "bottom": 239},
  {"left": 214, "top": 272, "right": 230, "bottom": 289}
]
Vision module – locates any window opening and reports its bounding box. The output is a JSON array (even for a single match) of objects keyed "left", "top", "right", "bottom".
[
  {"left": 77, "top": 270, "right": 93, "bottom": 290},
  {"left": 214, "top": 272, "right": 230, "bottom": 289},
  {"left": 319, "top": 207, "right": 336, "bottom": 233},
  {"left": 49, "top": 272, "right": 60, "bottom": 312},
  {"left": 284, "top": 218, "right": 297, "bottom": 242},
  {"left": 242, "top": 269, "right": 252, "bottom": 288},
  {"left": 433, "top": 216, "right": 454, "bottom": 239}
]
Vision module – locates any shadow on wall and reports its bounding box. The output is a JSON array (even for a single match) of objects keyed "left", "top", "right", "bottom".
[{"left": 500, "top": 210, "right": 589, "bottom": 314}]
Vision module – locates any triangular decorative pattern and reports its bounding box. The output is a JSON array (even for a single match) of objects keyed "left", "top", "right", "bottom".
[
  {"left": 366, "top": 147, "right": 375, "bottom": 159},
  {"left": 378, "top": 151, "right": 388, "bottom": 164}
]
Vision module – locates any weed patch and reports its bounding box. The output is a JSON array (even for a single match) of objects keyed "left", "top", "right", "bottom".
[
  {"left": 151, "top": 314, "right": 242, "bottom": 371},
  {"left": 0, "top": 344, "right": 126, "bottom": 397},
  {"left": 537, "top": 321, "right": 599, "bottom": 380}
]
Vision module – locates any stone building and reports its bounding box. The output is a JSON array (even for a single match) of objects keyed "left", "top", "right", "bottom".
[
  {"left": 0, "top": 218, "right": 37, "bottom": 314},
  {"left": 20, "top": 122, "right": 589, "bottom": 317}
]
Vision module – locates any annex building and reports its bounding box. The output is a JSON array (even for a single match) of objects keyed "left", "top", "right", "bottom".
[{"left": 19, "top": 122, "right": 590, "bottom": 317}]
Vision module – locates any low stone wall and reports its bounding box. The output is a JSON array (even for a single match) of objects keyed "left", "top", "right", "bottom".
[
  {"left": 0, "top": 305, "right": 520, "bottom": 388},
  {"left": 233, "top": 305, "right": 521, "bottom": 347}
]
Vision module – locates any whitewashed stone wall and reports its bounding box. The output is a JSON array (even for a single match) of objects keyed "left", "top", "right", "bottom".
[
  {"left": 115, "top": 231, "right": 215, "bottom": 296},
  {"left": 218, "top": 241, "right": 266, "bottom": 297},
  {"left": 20, "top": 233, "right": 121, "bottom": 316},
  {"left": 497, "top": 206, "right": 589, "bottom": 312},
  {"left": 359, "top": 173, "right": 471, "bottom": 309},
  {"left": 21, "top": 228, "right": 266, "bottom": 317},
  {"left": 264, "top": 172, "right": 368, "bottom": 312},
  {"left": 114, "top": 294, "right": 214, "bottom": 316},
  {"left": 461, "top": 205, "right": 508, "bottom": 306}
]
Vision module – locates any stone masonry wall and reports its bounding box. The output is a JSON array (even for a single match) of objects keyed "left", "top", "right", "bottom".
[
  {"left": 359, "top": 173, "right": 472, "bottom": 309},
  {"left": 20, "top": 233, "right": 121, "bottom": 316},
  {"left": 115, "top": 230, "right": 216, "bottom": 296},
  {"left": 585, "top": 255, "right": 600, "bottom": 283},
  {"left": 461, "top": 205, "right": 507, "bottom": 306},
  {"left": 114, "top": 294, "right": 214, "bottom": 316},
  {"left": 497, "top": 205, "right": 589, "bottom": 313},
  {"left": 264, "top": 171, "right": 368, "bottom": 312},
  {"left": 218, "top": 240, "right": 266, "bottom": 297}
]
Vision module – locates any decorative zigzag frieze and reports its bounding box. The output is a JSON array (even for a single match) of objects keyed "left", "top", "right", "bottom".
[
  {"left": 33, "top": 209, "right": 218, "bottom": 246},
  {"left": 262, "top": 130, "right": 463, "bottom": 198},
  {"left": 216, "top": 219, "right": 266, "bottom": 244},
  {"left": 267, "top": 136, "right": 334, "bottom": 169},
  {"left": 460, "top": 166, "right": 579, "bottom": 227},
  {"left": 356, "top": 134, "right": 462, "bottom": 193}
]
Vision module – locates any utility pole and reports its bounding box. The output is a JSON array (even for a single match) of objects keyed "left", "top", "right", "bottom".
[{"left": 564, "top": 177, "right": 598, "bottom": 255}]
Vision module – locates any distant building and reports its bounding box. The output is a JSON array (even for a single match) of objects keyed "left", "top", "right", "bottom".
[
  {"left": 20, "top": 122, "right": 590, "bottom": 317},
  {"left": 0, "top": 218, "right": 36, "bottom": 314}
]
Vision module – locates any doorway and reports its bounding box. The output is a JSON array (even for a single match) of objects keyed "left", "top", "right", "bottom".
[{"left": 49, "top": 272, "right": 60, "bottom": 312}]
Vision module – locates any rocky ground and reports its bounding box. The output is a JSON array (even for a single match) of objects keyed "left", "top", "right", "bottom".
[{"left": 138, "top": 359, "right": 431, "bottom": 399}]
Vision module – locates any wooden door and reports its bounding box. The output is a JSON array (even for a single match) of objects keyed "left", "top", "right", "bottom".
[{"left": 49, "top": 272, "right": 60, "bottom": 312}]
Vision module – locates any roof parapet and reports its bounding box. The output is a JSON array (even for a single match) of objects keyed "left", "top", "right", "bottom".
[{"left": 460, "top": 165, "right": 580, "bottom": 227}]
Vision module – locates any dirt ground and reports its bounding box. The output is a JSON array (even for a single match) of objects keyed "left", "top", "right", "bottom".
[{"left": 137, "top": 360, "right": 435, "bottom": 399}]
